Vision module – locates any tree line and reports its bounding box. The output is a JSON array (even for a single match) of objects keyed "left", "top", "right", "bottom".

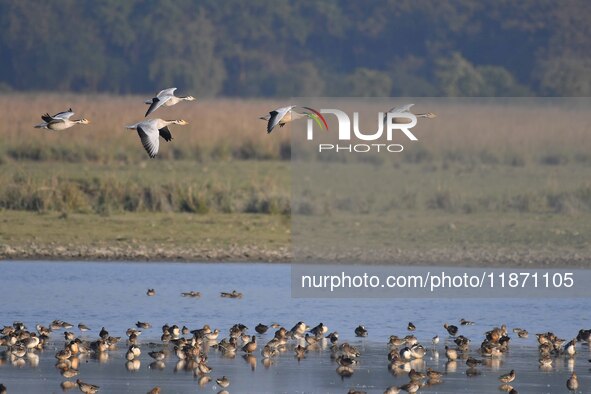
[{"left": 0, "top": 0, "right": 589, "bottom": 96}]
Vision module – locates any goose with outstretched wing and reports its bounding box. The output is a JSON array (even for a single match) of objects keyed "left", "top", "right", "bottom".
[
  {"left": 383, "top": 103, "right": 437, "bottom": 125},
  {"left": 267, "top": 106, "right": 297, "bottom": 133},
  {"left": 34, "top": 108, "right": 90, "bottom": 130},
  {"left": 125, "top": 118, "right": 188, "bottom": 158},
  {"left": 264, "top": 106, "right": 321, "bottom": 133},
  {"left": 144, "top": 87, "right": 196, "bottom": 117}
]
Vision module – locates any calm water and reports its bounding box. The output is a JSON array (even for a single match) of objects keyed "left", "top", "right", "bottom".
[{"left": 0, "top": 261, "right": 589, "bottom": 393}]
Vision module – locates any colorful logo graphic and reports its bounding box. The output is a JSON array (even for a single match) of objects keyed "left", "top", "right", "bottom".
[{"left": 302, "top": 107, "right": 329, "bottom": 130}]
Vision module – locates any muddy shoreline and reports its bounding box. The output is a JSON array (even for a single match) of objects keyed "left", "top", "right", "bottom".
[
  {"left": 2, "top": 243, "right": 590, "bottom": 268},
  {"left": 0, "top": 243, "right": 291, "bottom": 263}
]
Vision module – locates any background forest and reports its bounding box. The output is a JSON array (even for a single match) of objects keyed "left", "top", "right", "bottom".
[
  {"left": 0, "top": 0, "right": 589, "bottom": 97},
  {"left": 1, "top": 0, "right": 590, "bottom": 263}
]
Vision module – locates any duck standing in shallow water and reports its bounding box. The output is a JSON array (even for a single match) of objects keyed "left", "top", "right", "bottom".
[
  {"left": 294, "top": 344, "right": 307, "bottom": 359},
  {"left": 289, "top": 321, "right": 307, "bottom": 338},
  {"left": 383, "top": 386, "right": 400, "bottom": 394},
  {"left": 499, "top": 369, "right": 516, "bottom": 383},
  {"left": 216, "top": 376, "right": 230, "bottom": 388},
  {"left": 564, "top": 339, "right": 576, "bottom": 356},
  {"left": 355, "top": 325, "right": 368, "bottom": 337},
  {"left": 326, "top": 331, "right": 339, "bottom": 343},
  {"left": 408, "top": 369, "right": 426, "bottom": 382},
  {"left": 399, "top": 381, "right": 420, "bottom": 393},
  {"left": 136, "top": 321, "right": 151, "bottom": 329},
  {"left": 261, "top": 345, "right": 277, "bottom": 358},
  {"left": 196, "top": 355, "right": 212, "bottom": 375},
  {"left": 221, "top": 290, "right": 243, "bottom": 299},
  {"left": 181, "top": 291, "right": 200, "bottom": 298},
  {"left": 444, "top": 346, "right": 458, "bottom": 360},
  {"left": 309, "top": 322, "right": 328, "bottom": 337},
  {"left": 443, "top": 323, "right": 458, "bottom": 336},
  {"left": 426, "top": 368, "right": 443, "bottom": 381},
  {"left": 148, "top": 351, "right": 166, "bottom": 361},
  {"left": 242, "top": 336, "right": 257, "bottom": 353},
  {"left": 76, "top": 379, "right": 100, "bottom": 393}
]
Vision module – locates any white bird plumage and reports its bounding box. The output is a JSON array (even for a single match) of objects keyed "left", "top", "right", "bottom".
[
  {"left": 144, "top": 87, "right": 196, "bottom": 117},
  {"left": 265, "top": 105, "right": 313, "bottom": 133},
  {"left": 34, "top": 108, "right": 90, "bottom": 130},
  {"left": 386, "top": 103, "right": 416, "bottom": 114},
  {"left": 383, "top": 103, "right": 437, "bottom": 125},
  {"left": 125, "top": 118, "right": 189, "bottom": 158}
]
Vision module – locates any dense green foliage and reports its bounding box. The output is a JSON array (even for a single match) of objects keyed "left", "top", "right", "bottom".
[{"left": 0, "top": 0, "right": 589, "bottom": 96}]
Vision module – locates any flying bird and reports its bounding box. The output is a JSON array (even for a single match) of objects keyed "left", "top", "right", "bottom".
[
  {"left": 126, "top": 118, "right": 188, "bottom": 158},
  {"left": 144, "top": 88, "right": 195, "bottom": 117},
  {"left": 34, "top": 108, "right": 90, "bottom": 130},
  {"left": 383, "top": 103, "right": 436, "bottom": 125},
  {"left": 264, "top": 106, "right": 319, "bottom": 134}
]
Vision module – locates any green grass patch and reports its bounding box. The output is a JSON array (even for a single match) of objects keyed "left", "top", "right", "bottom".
[{"left": 0, "top": 211, "right": 290, "bottom": 256}]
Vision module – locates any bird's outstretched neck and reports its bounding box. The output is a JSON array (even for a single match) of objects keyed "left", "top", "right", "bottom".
[{"left": 415, "top": 112, "right": 437, "bottom": 118}]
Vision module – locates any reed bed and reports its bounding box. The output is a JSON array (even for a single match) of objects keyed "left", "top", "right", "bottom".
[
  {"left": 1, "top": 95, "right": 589, "bottom": 166},
  {"left": 1, "top": 95, "right": 590, "bottom": 217},
  {"left": 0, "top": 94, "right": 290, "bottom": 163}
]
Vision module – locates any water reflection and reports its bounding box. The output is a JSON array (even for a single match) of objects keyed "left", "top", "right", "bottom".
[
  {"left": 0, "top": 261, "right": 590, "bottom": 393},
  {"left": 126, "top": 359, "right": 141, "bottom": 372}
]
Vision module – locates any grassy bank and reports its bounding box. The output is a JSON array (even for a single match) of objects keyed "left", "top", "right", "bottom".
[
  {"left": 1, "top": 95, "right": 590, "bottom": 265},
  {"left": 290, "top": 158, "right": 591, "bottom": 266},
  {"left": 0, "top": 161, "right": 290, "bottom": 215},
  {"left": 0, "top": 160, "right": 291, "bottom": 261},
  {"left": 0, "top": 211, "right": 290, "bottom": 261},
  {"left": 292, "top": 211, "right": 591, "bottom": 267},
  {"left": 3, "top": 157, "right": 590, "bottom": 265}
]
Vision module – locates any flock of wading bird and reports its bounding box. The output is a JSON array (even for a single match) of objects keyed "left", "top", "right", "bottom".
[
  {"left": 22, "top": 91, "right": 582, "bottom": 393},
  {"left": 0, "top": 289, "right": 588, "bottom": 394},
  {"left": 33, "top": 87, "right": 437, "bottom": 158}
]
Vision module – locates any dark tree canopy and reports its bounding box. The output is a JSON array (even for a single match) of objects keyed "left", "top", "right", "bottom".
[{"left": 0, "top": 0, "right": 589, "bottom": 96}]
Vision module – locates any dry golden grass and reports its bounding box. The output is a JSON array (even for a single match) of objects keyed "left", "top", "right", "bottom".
[
  {"left": 420, "top": 99, "right": 591, "bottom": 158},
  {"left": 0, "top": 93, "right": 290, "bottom": 162},
  {"left": 2, "top": 95, "right": 589, "bottom": 163},
  {"left": 0, "top": 94, "right": 295, "bottom": 215},
  {"left": 294, "top": 98, "right": 591, "bottom": 163}
]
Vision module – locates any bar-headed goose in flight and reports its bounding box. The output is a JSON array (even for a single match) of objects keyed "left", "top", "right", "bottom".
[
  {"left": 34, "top": 108, "right": 90, "bottom": 130},
  {"left": 144, "top": 87, "right": 195, "bottom": 117},
  {"left": 265, "top": 105, "right": 318, "bottom": 134},
  {"left": 383, "top": 103, "right": 436, "bottom": 125},
  {"left": 126, "top": 119, "right": 188, "bottom": 158}
]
